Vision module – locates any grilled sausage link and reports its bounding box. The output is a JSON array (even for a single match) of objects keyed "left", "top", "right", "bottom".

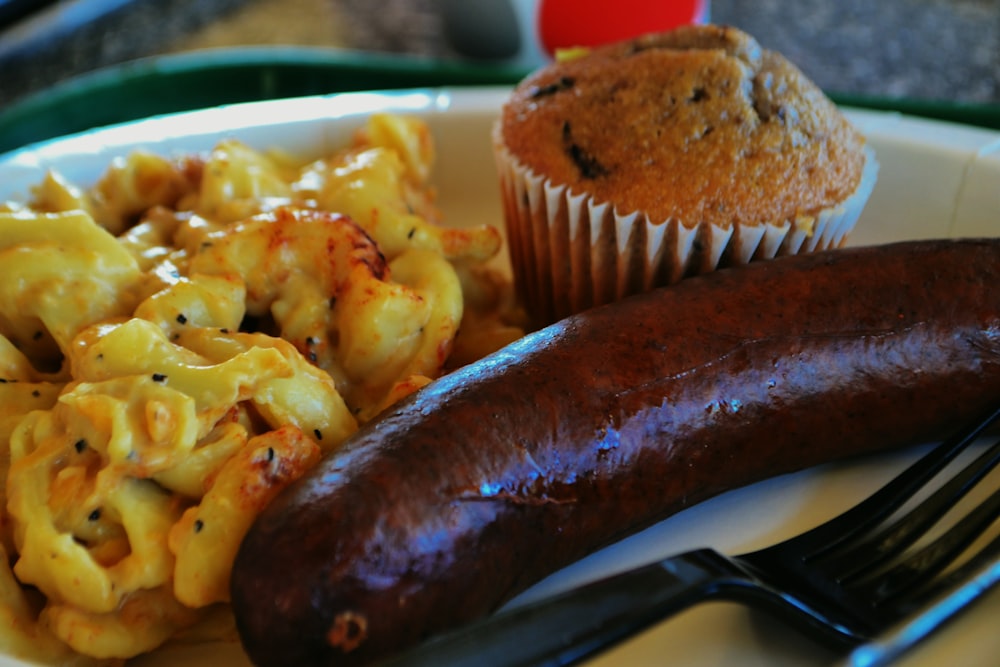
[{"left": 231, "top": 238, "right": 1000, "bottom": 666}]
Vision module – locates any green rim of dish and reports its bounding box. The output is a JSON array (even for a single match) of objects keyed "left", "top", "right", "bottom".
[
  {"left": 1, "top": 47, "right": 998, "bottom": 156},
  {"left": 0, "top": 48, "right": 526, "bottom": 155}
]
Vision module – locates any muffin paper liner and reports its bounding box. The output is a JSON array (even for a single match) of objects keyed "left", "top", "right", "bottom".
[{"left": 494, "top": 132, "right": 879, "bottom": 327}]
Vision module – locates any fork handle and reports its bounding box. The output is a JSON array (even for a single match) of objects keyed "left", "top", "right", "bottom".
[{"left": 377, "top": 549, "right": 743, "bottom": 667}]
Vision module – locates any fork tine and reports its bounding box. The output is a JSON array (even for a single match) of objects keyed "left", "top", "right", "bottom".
[
  {"left": 784, "top": 405, "right": 1000, "bottom": 563},
  {"left": 828, "top": 434, "right": 1000, "bottom": 584},
  {"left": 839, "top": 534, "right": 1000, "bottom": 667},
  {"left": 899, "top": 522, "right": 1000, "bottom": 614},
  {"left": 858, "top": 484, "right": 1000, "bottom": 602}
]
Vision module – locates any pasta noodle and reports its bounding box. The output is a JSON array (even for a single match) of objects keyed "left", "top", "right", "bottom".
[{"left": 0, "top": 113, "right": 525, "bottom": 664}]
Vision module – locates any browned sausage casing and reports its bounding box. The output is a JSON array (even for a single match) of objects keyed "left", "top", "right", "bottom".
[{"left": 231, "top": 238, "right": 1000, "bottom": 666}]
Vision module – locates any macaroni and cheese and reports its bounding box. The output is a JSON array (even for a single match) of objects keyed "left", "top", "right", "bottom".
[{"left": 0, "top": 113, "right": 524, "bottom": 664}]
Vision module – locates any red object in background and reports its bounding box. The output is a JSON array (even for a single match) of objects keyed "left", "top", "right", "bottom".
[{"left": 537, "top": 0, "right": 709, "bottom": 56}]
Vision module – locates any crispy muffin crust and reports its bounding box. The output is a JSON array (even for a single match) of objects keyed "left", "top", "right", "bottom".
[{"left": 498, "top": 25, "right": 867, "bottom": 227}]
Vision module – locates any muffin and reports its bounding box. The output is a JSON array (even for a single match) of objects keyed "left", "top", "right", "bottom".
[{"left": 494, "top": 24, "right": 878, "bottom": 327}]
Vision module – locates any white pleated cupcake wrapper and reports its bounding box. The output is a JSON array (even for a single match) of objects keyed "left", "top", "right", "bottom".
[{"left": 495, "top": 141, "right": 878, "bottom": 326}]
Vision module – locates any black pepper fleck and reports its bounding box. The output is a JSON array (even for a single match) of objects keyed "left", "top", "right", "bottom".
[
  {"left": 193, "top": 519, "right": 204, "bottom": 533},
  {"left": 176, "top": 313, "right": 188, "bottom": 325},
  {"left": 88, "top": 509, "right": 101, "bottom": 521},
  {"left": 74, "top": 439, "right": 87, "bottom": 453},
  {"left": 152, "top": 373, "right": 167, "bottom": 382}
]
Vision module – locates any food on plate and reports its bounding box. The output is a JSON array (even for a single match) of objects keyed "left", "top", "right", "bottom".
[
  {"left": 231, "top": 238, "right": 1000, "bottom": 666},
  {"left": 0, "top": 113, "right": 520, "bottom": 663},
  {"left": 494, "top": 24, "right": 879, "bottom": 326}
]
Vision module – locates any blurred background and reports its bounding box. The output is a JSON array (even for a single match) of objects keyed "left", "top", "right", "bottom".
[{"left": 1, "top": 0, "right": 998, "bottom": 117}]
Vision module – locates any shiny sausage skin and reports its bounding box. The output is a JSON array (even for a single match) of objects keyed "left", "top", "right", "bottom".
[{"left": 231, "top": 238, "right": 1000, "bottom": 666}]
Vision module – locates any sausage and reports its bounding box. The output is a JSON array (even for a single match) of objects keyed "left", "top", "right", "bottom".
[{"left": 230, "top": 238, "right": 1000, "bottom": 666}]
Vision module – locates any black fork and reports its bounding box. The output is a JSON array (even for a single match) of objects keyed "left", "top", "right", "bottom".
[{"left": 380, "top": 406, "right": 1000, "bottom": 666}]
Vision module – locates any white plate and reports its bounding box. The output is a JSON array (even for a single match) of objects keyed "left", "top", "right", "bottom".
[{"left": 1, "top": 87, "right": 1000, "bottom": 667}]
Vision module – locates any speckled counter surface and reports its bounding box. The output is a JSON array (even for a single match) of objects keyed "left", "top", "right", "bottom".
[{"left": 1, "top": 0, "right": 999, "bottom": 110}]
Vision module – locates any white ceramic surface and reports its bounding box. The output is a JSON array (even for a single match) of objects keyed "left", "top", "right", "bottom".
[{"left": 1, "top": 87, "right": 999, "bottom": 667}]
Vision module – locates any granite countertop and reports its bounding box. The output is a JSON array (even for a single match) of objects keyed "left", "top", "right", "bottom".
[{"left": 1, "top": 0, "right": 999, "bottom": 111}]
